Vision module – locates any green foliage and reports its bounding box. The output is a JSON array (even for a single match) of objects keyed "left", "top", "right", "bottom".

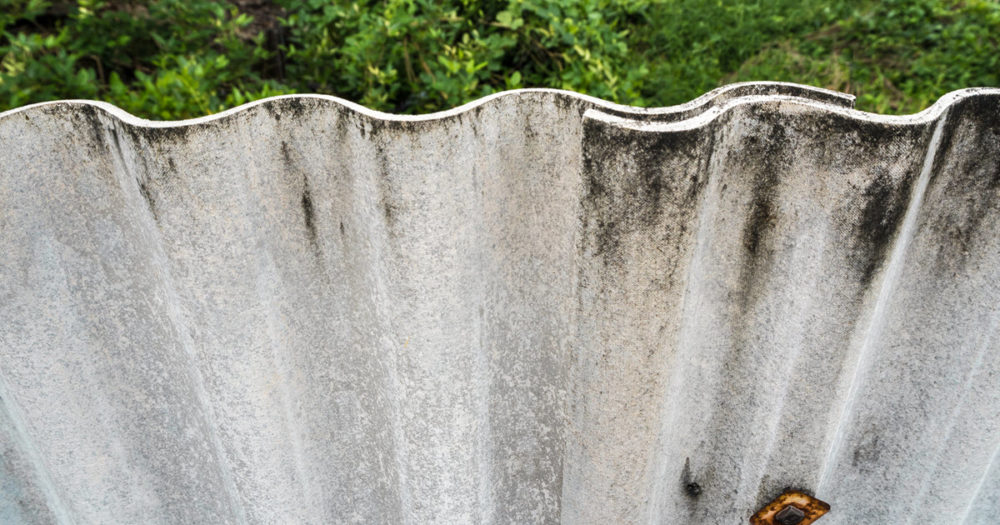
[
  {"left": 1, "top": 0, "right": 999, "bottom": 118},
  {"left": 276, "top": 0, "right": 646, "bottom": 112},
  {"left": 729, "top": 0, "right": 1000, "bottom": 113},
  {"left": 278, "top": 0, "right": 519, "bottom": 111},
  {"left": 0, "top": 0, "right": 287, "bottom": 118},
  {"left": 628, "top": 0, "right": 859, "bottom": 106}
]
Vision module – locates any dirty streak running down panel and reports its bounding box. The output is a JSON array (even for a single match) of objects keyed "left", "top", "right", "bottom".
[{"left": 0, "top": 83, "right": 999, "bottom": 525}]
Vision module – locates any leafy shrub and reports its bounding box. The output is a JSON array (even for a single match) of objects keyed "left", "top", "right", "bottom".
[
  {"left": 1, "top": 0, "right": 998, "bottom": 118},
  {"left": 276, "top": 0, "right": 649, "bottom": 112},
  {"left": 1, "top": 0, "right": 284, "bottom": 118},
  {"left": 727, "top": 0, "right": 1000, "bottom": 113}
]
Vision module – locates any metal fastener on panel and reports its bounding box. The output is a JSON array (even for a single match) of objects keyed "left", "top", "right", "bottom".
[
  {"left": 750, "top": 490, "right": 830, "bottom": 525},
  {"left": 774, "top": 505, "right": 806, "bottom": 525}
]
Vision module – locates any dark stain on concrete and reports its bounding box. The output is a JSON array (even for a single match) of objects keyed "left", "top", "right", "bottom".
[
  {"left": 853, "top": 158, "right": 917, "bottom": 286},
  {"left": 852, "top": 427, "right": 882, "bottom": 474},
  {"left": 803, "top": 114, "right": 926, "bottom": 288},
  {"left": 138, "top": 180, "right": 158, "bottom": 221},
  {"left": 681, "top": 457, "right": 703, "bottom": 499},
  {"left": 923, "top": 94, "right": 1000, "bottom": 271},
  {"left": 275, "top": 96, "right": 310, "bottom": 121},
  {"left": 280, "top": 140, "right": 292, "bottom": 163},
  {"left": 281, "top": 140, "right": 319, "bottom": 244},
  {"left": 106, "top": 121, "right": 160, "bottom": 222},
  {"left": 581, "top": 116, "right": 709, "bottom": 268},
  {"left": 373, "top": 142, "right": 398, "bottom": 228},
  {"left": 732, "top": 108, "right": 789, "bottom": 312},
  {"left": 356, "top": 116, "right": 368, "bottom": 139},
  {"left": 82, "top": 112, "right": 162, "bottom": 224},
  {"left": 301, "top": 177, "right": 317, "bottom": 242},
  {"left": 108, "top": 122, "right": 123, "bottom": 157},
  {"left": 367, "top": 119, "right": 407, "bottom": 234},
  {"left": 75, "top": 104, "right": 108, "bottom": 151}
]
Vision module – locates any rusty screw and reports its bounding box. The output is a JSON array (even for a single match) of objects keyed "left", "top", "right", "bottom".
[
  {"left": 774, "top": 505, "right": 806, "bottom": 525},
  {"left": 749, "top": 490, "right": 829, "bottom": 525}
]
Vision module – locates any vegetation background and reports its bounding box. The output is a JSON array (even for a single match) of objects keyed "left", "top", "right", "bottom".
[{"left": 2, "top": 0, "right": 999, "bottom": 119}]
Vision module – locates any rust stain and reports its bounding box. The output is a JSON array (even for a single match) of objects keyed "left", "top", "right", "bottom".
[{"left": 750, "top": 490, "right": 830, "bottom": 525}]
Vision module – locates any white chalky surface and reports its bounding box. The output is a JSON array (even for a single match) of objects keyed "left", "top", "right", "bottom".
[{"left": 1, "top": 83, "right": 999, "bottom": 524}]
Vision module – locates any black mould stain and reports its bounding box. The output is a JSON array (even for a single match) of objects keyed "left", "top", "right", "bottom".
[
  {"left": 381, "top": 194, "right": 397, "bottom": 225},
  {"left": 733, "top": 113, "right": 789, "bottom": 312},
  {"left": 301, "top": 178, "right": 317, "bottom": 242},
  {"left": 581, "top": 117, "right": 708, "bottom": 267},
  {"left": 743, "top": 177, "right": 778, "bottom": 261},
  {"left": 367, "top": 116, "right": 417, "bottom": 138},
  {"left": 121, "top": 119, "right": 195, "bottom": 148},
  {"left": 468, "top": 101, "right": 489, "bottom": 136},
  {"left": 76, "top": 105, "right": 107, "bottom": 150},
  {"left": 278, "top": 97, "right": 310, "bottom": 120},
  {"left": 851, "top": 429, "right": 881, "bottom": 473},
  {"left": 740, "top": 122, "right": 785, "bottom": 260},
  {"left": 138, "top": 180, "right": 158, "bottom": 221},
  {"left": 281, "top": 140, "right": 319, "bottom": 243},
  {"left": 279, "top": 138, "right": 323, "bottom": 247},
  {"left": 681, "top": 458, "right": 702, "bottom": 499},
  {"left": 923, "top": 95, "right": 1000, "bottom": 270},
  {"left": 581, "top": 139, "right": 617, "bottom": 262},
  {"left": 42, "top": 101, "right": 205, "bottom": 164},
  {"left": 373, "top": 142, "right": 399, "bottom": 229},
  {"left": 843, "top": 116, "right": 927, "bottom": 286},
  {"left": 853, "top": 167, "right": 914, "bottom": 285},
  {"left": 109, "top": 124, "right": 123, "bottom": 157},
  {"left": 767, "top": 111, "right": 921, "bottom": 288}
]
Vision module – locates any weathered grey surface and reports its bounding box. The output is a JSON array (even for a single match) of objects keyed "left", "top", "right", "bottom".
[{"left": 1, "top": 83, "right": 999, "bottom": 524}]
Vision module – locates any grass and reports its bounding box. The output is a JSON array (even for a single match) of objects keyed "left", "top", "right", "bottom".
[
  {"left": 1, "top": 0, "right": 998, "bottom": 119},
  {"left": 720, "top": 0, "right": 1000, "bottom": 113}
]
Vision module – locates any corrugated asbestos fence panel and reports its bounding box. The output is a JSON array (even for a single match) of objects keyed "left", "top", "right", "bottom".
[{"left": 0, "top": 83, "right": 998, "bottom": 524}]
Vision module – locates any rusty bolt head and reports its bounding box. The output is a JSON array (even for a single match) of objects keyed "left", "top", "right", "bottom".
[
  {"left": 774, "top": 505, "right": 806, "bottom": 525},
  {"left": 750, "top": 490, "right": 830, "bottom": 525}
]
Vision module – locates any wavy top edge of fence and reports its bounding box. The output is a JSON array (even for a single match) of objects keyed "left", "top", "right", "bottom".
[{"left": 2, "top": 82, "right": 996, "bottom": 131}]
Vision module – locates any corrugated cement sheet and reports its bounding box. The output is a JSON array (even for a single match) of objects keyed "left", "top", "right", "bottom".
[{"left": 1, "top": 83, "right": 999, "bottom": 524}]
